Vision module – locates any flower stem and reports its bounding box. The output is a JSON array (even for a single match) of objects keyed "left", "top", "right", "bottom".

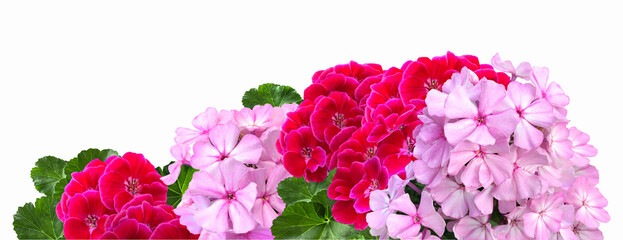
[{"left": 407, "top": 182, "right": 421, "bottom": 194}]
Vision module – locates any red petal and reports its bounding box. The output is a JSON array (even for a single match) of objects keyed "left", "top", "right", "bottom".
[
  {"left": 283, "top": 152, "right": 306, "bottom": 178},
  {"left": 63, "top": 218, "right": 90, "bottom": 240}
]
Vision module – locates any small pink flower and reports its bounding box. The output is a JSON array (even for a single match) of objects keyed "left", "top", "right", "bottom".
[
  {"left": 444, "top": 80, "right": 519, "bottom": 146},
  {"left": 429, "top": 177, "right": 480, "bottom": 218},
  {"left": 491, "top": 53, "right": 532, "bottom": 80},
  {"left": 507, "top": 81, "right": 554, "bottom": 150},
  {"left": 453, "top": 215, "right": 495, "bottom": 240},
  {"left": 522, "top": 192, "right": 566, "bottom": 240},
  {"left": 174, "top": 107, "right": 233, "bottom": 145},
  {"left": 568, "top": 127, "right": 598, "bottom": 167},
  {"left": 530, "top": 67, "right": 569, "bottom": 120},
  {"left": 565, "top": 177, "right": 610, "bottom": 228},
  {"left": 190, "top": 123, "right": 263, "bottom": 169},
  {"left": 493, "top": 207, "right": 531, "bottom": 240},
  {"left": 161, "top": 143, "right": 191, "bottom": 185},
  {"left": 546, "top": 122, "right": 574, "bottom": 162},
  {"left": 386, "top": 191, "right": 445, "bottom": 238},
  {"left": 448, "top": 141, "right": 513, "bottom": 189},
  {"left": 251, "top": 164, "right": 289, "bottom": 228},
  {"left": 493, "top": 146, "right": 548, "bottom": 201},
  {"left": 234, "top": 104, "right": 281, "bottom": 136}
]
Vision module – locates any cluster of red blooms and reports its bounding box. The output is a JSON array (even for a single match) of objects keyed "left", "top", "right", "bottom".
[
  {"left": 56, "top": 152, "right": 197, "bottom": 239},
  {"left": 277, "top": 52, "right": 512, "bottom": 230}
]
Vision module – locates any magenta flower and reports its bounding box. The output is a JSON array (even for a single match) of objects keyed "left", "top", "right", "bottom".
[
  {"left": 565, "top": 176, "right": 610, "bottom": 228},
  {"left": 454, "top": 215, "right": 495, "bottom": 240},
  {"left": 493, "top": 146, "right": 548, "bottom": 201},
  {"left": 349, "top": 157, "right": 389, "bottom": 213},
  {"left": 57, "top": 159, "right": 107, "bottom": 221},
  {"left": 507, "top": 81, "right": 554, "bottom": 150},
  {"left": 310, "top": 91, "right": 362, "bottom": 145},
  {"left": 98, "top": 152, "right": 167, "bottom": 212},
  {"left": 251, "top": 164, "right": 289, "bottom": 228},
  {"left": 530, "top": 67, "right": 569, "bottom": 120},
  {"left": 101, "top": 200, "right": 181, "bottom": 239},
  {"left": 523, "top": 192, "right": 566, "bottom": 240},
  {"left": 174, "top": 107, "right": 233, "bottom": 145},
  {"left": 282, "top": 126, "right": 329, "bottom": 182},
  {"left": 386, "top": 191, "right": 445, "bottom": 238},
  {"left": 568, "top": 127, "right": 598, "bottom": 167},
  {"left": 491, "top": 53, "right": 532, "bottom": 80},
  {"left": 444, "top": 80, "right": 519, "bottom": 146},
  {"left": 188, "top": 160, "right": 258, "bottom": 234},
  {"left": 190, "top": 123, "right": 263, "bottom": 169},
  {"left": 448, "top": 141, "right": 513, "bottom": 189},
  {"left": 62, "top": 190, "right": 112, "bottom": 240}
]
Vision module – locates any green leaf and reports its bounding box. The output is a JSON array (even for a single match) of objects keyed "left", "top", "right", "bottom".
[
  {"left": 64, "top": 148, "right": 118, "bottom": 175},
  {"left": 157, "top": 161, "right": 199, "bottom": 207},
  {"left": 271, "top": 201, "right": 360, "bottom": 239},
  {"left": 242, "top": 83, "right": 303, "bottom": 108},
  {"left": 13, "top": 195, "right": 64, "bottom": 240},
  {"left": 277, "top": 170, "right": 336, "bottom": 205},
  {"left": 30, "top": 156, "right": 68, "bottom": 196}
]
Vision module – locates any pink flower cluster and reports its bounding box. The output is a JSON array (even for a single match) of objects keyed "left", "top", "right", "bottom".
[
  {"left": 279, "top": 53, "right": 510, "bottom": 230},
  {"left": 56, "top": 153, "right": 196, "bottom": 239},
  {"left": 164, "top": 104, "right": 295, "bottom": 239},
  {"left": 365, "top": 54, "right": 609, "bottom": 239}
]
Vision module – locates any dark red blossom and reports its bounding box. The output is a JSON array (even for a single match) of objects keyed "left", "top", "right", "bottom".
[
  {"left": 310, "top": 92, "right": 363, "bottom": 145},
  {"left": 57, "top": 160, "right": 108, "bottom": 222},
  {"left": 99, "top": 152, "right": 168, "bottom": 211},
  {"left": 62, "top": 190, "right": 112, "bottom": 239},
  {"left": 282, "top": 126, "right": 329, "bottom": 181}
]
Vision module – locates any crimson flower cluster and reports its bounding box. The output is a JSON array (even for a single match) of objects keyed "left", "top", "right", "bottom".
[
  {"left": 55, "top": 152, "right": 197, "bottom": 240},
  {"left": 278, "top": 52, "right": 512, "bottom": 229}
]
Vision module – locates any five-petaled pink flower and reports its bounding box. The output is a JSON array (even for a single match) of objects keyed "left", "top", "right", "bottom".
[
  {"left": 190, "top": 123, "right": 263, "bottom": 169},
  {"left": 386, "top": 191, "right": 445, "bottom": 239}
]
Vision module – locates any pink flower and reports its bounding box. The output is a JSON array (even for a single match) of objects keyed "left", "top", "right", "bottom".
[
  {"left": 454, "top": 215, "right": 495, "bottom": 240},
  {"left": 530, "top": 67, "right": 569, "bottom": 120},
  {"left": 522, "top": 192, "right": 566, "bottom": 240},
  {"left": 188, "top": 160, "right": 258, "bottom": 234},
  {"left": 429, "top": 177, "right": 480, "bottom": 218},
  {"left": 557, "top": 222, "right": 604, "bottom": 240},
  {"left": 366, "top": 175, "right": 407, "bottom": 231},
  {"left": 161, "top": 143, "right": 191, "bottom": 185},
  {"left": 493, "top": 146, "right": 548, "bottom": 201},
  {"left": 444, "top": 80, "right": 519, "bottom": 146},
  {"left": 98, "top": 152, "right": 168, "bottom": 212},
  {"left": 493, "top": 207, "right": 531, "bottom": 240},
  {"left": 62, "top": 190, "right": 112, "bottom": 240},
  {"left": 448, "top": 141, "right": 513, "bottom": 189},
  {"left": 234, "top": 104, "right": 282, "bottom": 136},
  {"left": 568, "top": 127, "right": 598, "bottom": 167},
  {"left": 251, "top": 164, "right": 289, "bottom": 228},
  {"left": 349, "top": 157, "right": 389, "bottom": 213},
  {"left": 507, "top": 81, "right": 554, "bottom": 150},
  {"left": 415, "top": 111, "right": 451, "bottom": 168},
  {"left": 565, "top": 177, "right": 610, "bottom": 228},
  {"left": 386, "top": 191, "right": 445, "bottom": 238},
  {"left": 546, "top": 122, "right": 574, "bottom": 162},
  {"left": 174, "top": 107, "right": 233, "bottom": 145},
  {"left": 491, "top": 53, "right": 532, "bottom": 80},
  {"left": 190, "top": 123, "right": 263, "bottom": 169},
  {"left": 225, "top": 226, "right": 275, "bottom": 239}
]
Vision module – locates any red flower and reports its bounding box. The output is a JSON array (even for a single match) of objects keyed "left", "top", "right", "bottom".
[
  {"left": 312, "top": 60, "right": 383, "bottom": 84},
  {"left": 62, "top": 190, "right": 113, "bottom": 240},
  {"left": 282, "top": 126, "right": 329, "bottom": 182},
  {"left": 310, "top": 91, "right": 362, "bottom": 145},
  {"left": 304, "top": 74, "right": 360, "bottom": 102},
  {"left": 98, "top": 152, "right": 168, "bottom": 212},
  {"left": 57, "top": 160, "right": 108, "bottom": 221},
  {"left": 366, "top": 67, "right": 403, "bottom": 111},
  {"left": 366, "top": 99, "right": 419, "bottom": 143},
  {"left": 276, "top": 100, "right": 315, "bottom": 155},
  {"left": 474, "top": 64, "right": 512, "bottom": 87}
]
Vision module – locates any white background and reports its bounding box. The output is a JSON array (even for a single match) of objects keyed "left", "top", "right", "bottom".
[{"left": 1, "top": 1, "right": 621, "bottom": 239}]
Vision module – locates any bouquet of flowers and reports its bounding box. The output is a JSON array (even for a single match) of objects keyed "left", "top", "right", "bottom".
[{"left": 13, "top": 52, "right": 609, "bottom": 240}]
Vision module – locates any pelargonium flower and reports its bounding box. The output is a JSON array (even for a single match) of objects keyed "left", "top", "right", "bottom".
[
  {"left": 101, "top": 200, "right": 192, "bottom": 239},
  {"left": 190, "top": 123, "right": 263, "bottom": 170},
  {"left": 530, "top": 67, "right": 570, "bottom": 120},
  {"left": 349, "top": 157, "right": 389, "bottom": 213},
  {"left": 365, "top": 67, "right": 403, "bottom": 112},
  {"left": 251, "top": 163, "right": 290, "bottom": 228},
  {"left": 545, "top": 122, "right": 574, "bottom": 164},
  {"left": 448, "top": 141, "right": 512, "bottom": 189},
  {"left": 366, "top": 175, "right": 407, "bottom": 234},
  {"left": 310, "top": 91, "right": 362, "bottom": 145},
  {"left": 161, "top": 144, "right": 191, "bottom": 185},
  {"left": 523, "top": 192, "right": 566, "bottom": 240},
  {"left": 507, "top": 81, "right": 554, "bottom": 150},
  {"left": 386, "top": 191, "right": 445, "bottom": 239},
  {"left": 62, "top": 190, "right": 112, "bottom": 240},
  {"left": 234, "top": 104, "right": 283, "bottom": 136},
  {"left": 565, "top": 176, "right": 610, "bottom": 228},
  {"left": 366, "top": 99, "right": 419, "bottom": 143},
  {"left": 491, "top": 53, "right": 532, "bottom": 80},
  {"left": 187, "top": 160, "right": 258, "bottom": 234},
  {"left": 429, "top": 177, "right": 480, "bottom": 218},
  {"left": 568, "top": 127, "right": 598, "bottom": 167},
  {"left": 453, "top": 215, "right": 495, "bottom": 240},
  {"left": 492, "top": 146, "right": 548, "bottom": 201},
  {"left": 305, "top": 74, "right": 360, "bottom": 103},
  {"left": 98, "top": 152, "right": 167, "bottom": 212},
  {"left": 282, "top": 126, "right": 329, "bottom": 182},
  {"left": 174, "top": 107, "right": 233, "bottom": 146},
  {"left": 443, "top": 80, "right": 519, "bottom": 146},
  {"left": 57, "top": 159, "right": 107, "bottom": 221},
  {"left": 493, "top": 206, "right": 531, "bottom": 240},
  {"left": 312, "top": 60, "right": 383, "bottom": 85}
]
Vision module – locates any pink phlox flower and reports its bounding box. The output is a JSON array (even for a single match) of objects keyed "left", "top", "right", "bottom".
[
  {"left": 448, "top": 141, "right": 513, "bottom": 189},
  {"left": 188, "top": 160, "right": 258, "bottom": 234},
  {"left": 453, "top": 215, "right": 495, "bottom": 240},
  {"left": 557, "top": 221, "right": 604, "bottom": 240},
  {"left": 568, "top": 127, "right": 597, "bottom": 167},
  {"left": 429, "top": 177, "right": 480, "bottom": 218},
  {"left": 522, "top": 192, "right": 566, "bottom": 240},
  {"left": 162, "top": 143, "right": 191, "bottom": 185},
  {"left": 444, "top": 80, "right": 519, "bottom": 146},
  {"left": 234, "top": 104, "right": 278, "bottom": 136},
  {"left": 366, "top": 175, "right": 407, "bottom": 233},
  {"left": 530, "top": 67, "right": 569, "bottom": 120},
  {"left": 386, "top": 191, "right": 445, "bottom": 239},
  {"left": 251, "top": 163, "right": 289, "bottom": 228},
  {"left": 425, "top": 67, "right": 478, "bottom": 118},
  {"left": 565, "top": 176, "right": 610, "bottom": 228},
  {"left": 493, "top": 206, "right": 531, "bottom": 240},
  {"left": 491, "top": 53, "right": 532, "bottom": 80},
  {"left": 545, "top": 122, "right": 574, "bottom": 164},
  {"left": 175, "top": 108, "right": 233, "bottom": 145},
  {"left": 190, "top": 123, "right": 263, "bottom": 170},
  {"left": 507, "top": 81, "right": 554, "bottom": 150},
  {"left": 493, "top": 146, "right": 548, "bottom": 201}
]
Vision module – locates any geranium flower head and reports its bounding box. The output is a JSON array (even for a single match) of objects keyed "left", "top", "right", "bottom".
[
  {"left": 62, "top": 190, "right": 112, "bottom": 240},
  {"left": 57, "top": 159, "right": 107, "bottom": 221},
  {"left": 98, "top": 152, "right": 167, "bottom": 212},
  {"left": 282, "top": 126, "right": 329, "bottom": 182}
]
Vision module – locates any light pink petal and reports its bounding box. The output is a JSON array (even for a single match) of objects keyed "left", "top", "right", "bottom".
[
  {"left": 191, "top": 141, "right": 222, "bottom": 169},
  {"left": 516, "top": 62, "right": 532, "bottom": 79},
  {"left": 219, "top": 160, "right": 251, "bottom": 193},
  {"left": 507, "top": 82, "right": 536, "bottom": 110},
  {"left": 514, "top": 169, "right": 542, "bottom": 199},
  {"left": 369, "top": 190, "right": 390, "bottom": 211},
  {"left": 418, "top": 191, "right": 446, "bottom": 236},
  {"left": 478, "top": 80, "right": 508, "bottom": 115},
  {"left": 492, "top": 177, "right": 517, "bottom": 201},
  {"left": 425, "top": 90, "right": 448, "bottom": 117},
  {"left": 174, "top": 127, "right": 202, "bottom": 145},
  {"left": 229, "top": 201, "right": 258, "bottom": 233},
  {"left": 188, "top": 170, "right": 226, "bottom": 199},
  {"left": 484, "top": 109, "right": 519, "bottom": 139},
  {"left": 530, "top": 66, "right": 549, "bottom": 94},
  {"left": 448, "top": 141, "right": 478, "bottom": 175},
  {"left": 484, "top": 154, "right": 513, "bottom": 185},
  {"left": 386, "top": 214, "right": 421, "bottom": 239},
  {"left": 546, "top": 82, "right": 570, "bottom": 107},
  {"left": 466, "top": 124, "right": 496, "bottom": 146},
  {"left": 235, "top": 182, "right": 258, "bottom": 211},
  {"left": 523, "top": 99, "right": 554, "bottom": 127},
  {"left": 444, "top": 86, "right": 478, "bottom": 119},
  {"left": 229, "top": 134, "right": 263, "bottom": 164},
  {"left": 445, "top": 119, "right": 477, "bottom": 146},
  {"left": 389, "top": 194, "right": 417, "bottom": 216},
  {"left": 193, "top": 108, "right": 219, "bottom": 130},
  {"left": 474, "top": 186, "right": 493, "bottom": 215},
  {"left": 209, "top": 123, "right": 241, "bottom": 155},
  {"left": 366, "top": 209, "right": 392, "bottom": 229},
  {"left": 514, "top": 119, "right": 544, "bottom": 150},
  {"left": 161, "top": 161, "right": 182, "bottom": 185},
  {"left": 268, "top": 194, "right": 286, "bottom": 213},
  {"left": 196, "top": 199, "right": 229, "bottom": 233},
  {"left": 441, "top": 188, "right": 468, "bottom": 218},
  {"left": 491, "top": 53, "right": 516, "bottom": 73}
]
